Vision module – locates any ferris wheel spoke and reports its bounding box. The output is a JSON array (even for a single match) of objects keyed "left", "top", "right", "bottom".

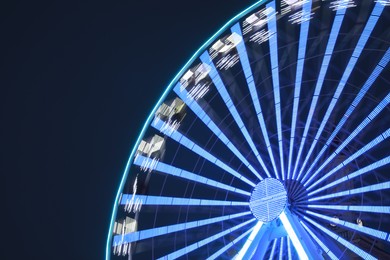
[
  {"left": 200, "top": 51, "right": 271, "bottom": 179},
  {"left": 306, "top": 210, "right": 389, "bottom": 241},
  {"left": 207, "top": 224, "right": 255, "bottom": 260},
  {"left": 287, "top": 236, "right": 293, "bottom": 260},
  {"left": 268, "top": 238, "right": 278, "bottom": 260},
  {"left": 267, "top": 1, "right": 284, "bottom": 180},
  {"left": 120, "top": 194, "right": 249, "bottom": 207},
  {"left": 287, "top": 0, "right": 312, "bottom": 180},
  {"left": 302, "top": 47, "right": 390, "bottom": 183},
  {"left": 112, "top": 211, "right": 251, "bottom": 247},
  {"left": 231, "top": 22, "right": 279, "bottom": 180},
  {"left": 303, "top": 93, "right": 390, "bottom": 187},
  {"left": 297, "top": 3, "right": 385, "bottom": 182},
  {"left": 303, "top": 216, "right": 377, "bottom": 260},
  {"left": 134, "top": 155, "right": 251, "bottom": 196},
  {"left": 291, "top": 5, "right": 347, "bottom": 180},
  {"left": 306, "top": 129, "right": 390, "bottom": 191},
  {"left": 278, "top": 236, "right": 284, "bottom": 260},
  {"left": 300, "top": 221, "right": 339, "bottom": 260},
  {"left": 307, "top": 204, "right": 390, "bottom": 214},
  {"left": 157, "top": 218, "right": 257, "bottom": 260},
  {"left": 308, "top": 155, "right": 390, "bottom": 196},
  {"left": 173, "top": 82, "right": 261, "bottom": 181},
  {"left": 308, "top": 181, "right": 390, "bottom": 202},
  {"left": 152, "top": 118, "right": 256, "bottom": 187}
]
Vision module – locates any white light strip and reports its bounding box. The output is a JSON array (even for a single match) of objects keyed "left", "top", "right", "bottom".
[
  {"left": 269, "top": 238, "right": 278, "bottom": 260},
  {"left": 279, "top": 236, "right": 284, "bottom": 260},
  {"left": 234, "top": 221, "right": 264, "bottom": 260},
  {"left": 279, "top": 211, "right": 309, "bottom": 260}
]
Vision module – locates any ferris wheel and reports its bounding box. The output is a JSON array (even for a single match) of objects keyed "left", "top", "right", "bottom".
[{"left": 107, "top": 0, "right": 390, "bottom": 259}]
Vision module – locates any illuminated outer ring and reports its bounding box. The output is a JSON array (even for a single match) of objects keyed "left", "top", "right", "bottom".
[
  {"left": 105, "top": 1, "right": 269, "bottom": 258},
  {"left": 107, "top": 0, "right": 390, "bottom": 259}
]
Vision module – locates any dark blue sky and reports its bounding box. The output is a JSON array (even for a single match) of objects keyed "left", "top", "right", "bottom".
[{"left": 2, "top": 0, "right": 255, "bottom": 259}]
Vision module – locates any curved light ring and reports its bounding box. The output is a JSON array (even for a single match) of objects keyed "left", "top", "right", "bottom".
[{"left": 105, "top": 1, "right": 269, "bottom": 258}]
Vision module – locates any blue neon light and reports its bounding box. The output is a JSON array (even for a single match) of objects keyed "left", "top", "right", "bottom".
[
  {"left": 300, "top": 221, "right": 338, "bottom": 260},
  {"left": 231, "top": 23, "right": 279, "bottom": 179},
  {"left": 307, "top": 129, "right": 390, "bottom": 191},
  {"left": 113, "top": 211, "right": 251, "bottom": 246},
  {"left": 267, "top": 1, "right": 284, "bottom": 179},
  {"left": 302, "top": 47, "right": 390, "bottom": 182},
  {"left": 200, "top": 51, "right": 271, "bottom": 179},
  {"left": 292, "top": 5, "right": 347, "bottom": 179},
  {"left": 157, "top": 218, "right": 257, "bottom": 260},
  {"left": 303, "top": 216, "right": 377, "bottom": 260},
  {"left": 152, "top": 118, "right": 256, "bottom": 187},
  {"left": 297, "top": 3, "right": 384, "bottom": 181},
  {"left": 309, "top": 181, "right": 390, "bottom": 202},
  {"left": 287, "top": 0, "right": 312, "bottom": 180},
  {"left": 134, "top": 155, "right": 251, "bottom": 196},
  {"left": 287, "top": 237, "right": 292, "bottom": 260},
  {"left": 279, "top": 236, "right": 284, "bottom": 260},
  {"left": 304, "top": 93, "right": 390, "bottom": 187},
  {"left": 120, "top": 194, "right": 249, "bottom": 206},
  {"left": 307, "top": 204, "right": 390, "bottom": 214},
  {"left": 173, "top": 82, "right": 261, "bottom": 180},
  {"left": 308, "top": 156, "right": 390, "bottom": 196},
  {"left": 306, "top": 210, "right": 388, "bottom": 240},
  {"left": 269, "top": 238, "right": 278, "bottom": 260}
]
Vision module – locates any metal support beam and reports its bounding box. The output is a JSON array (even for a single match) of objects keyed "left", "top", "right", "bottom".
[{"left": 280, "top": 209, "right": 323, "bottom": 260}]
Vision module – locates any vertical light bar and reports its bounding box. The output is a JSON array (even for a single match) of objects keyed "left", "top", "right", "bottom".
[
  {"left": 174, "top": 82, "right": 262, "bottom": 180},
  {"left": 296, "top": 2, "right": 384, "bottom": 181},
  {"left": 134, "top": 154, "right": 251, "bottom": 196},
  {"left": 231, "top": 23, "right": 280, "bottom": 179},
  {"left": 113, "top": 211, "right": 252, "bottom": 245},
  {"left": 303, "top": 93, "right": 390, "bottom": 188},
  {"left": 234, "top": 221, "right": 264, "bottom": 260},
  {"left": 300, "top": 221, "right": 338, "bottom": 260},
  {"left": 306, "top": 210, "right": 388, "bottom": 240},
  {"left": 302, "top": 46, "right": 390, "bottom": 182},
  {"left": 288, "top": 0, "right": 312, "bottom": 179},
  {"left": 279, "top": 211, "right": 309, "bottom": 260},
  {"left": 208, "top": 225, "right": 255, "bottom": 260},
  {"left": 287, "top": 237, "right": 292, "bottom": 260},
  {"left": 306, "top": 129, "right": 390, "bottom": 191},
  {"left": 308, "top": 155, "right": 390, "bottom": 196},
  {"left": 279, "top": 236, "right": 284, "bottom": 260},
  {"left": 303, "top": 216, "right": 377, "bottom": 260},
  {"left": 292, "top": 4, "right": 347, "bottom": 179},
  {"left": 157, "top": 218, "right": 257, "bottom": 260},
  {"left": 152, "top": 117, "right": 256, "bottom": 187},
  {"left": 200, "top": 51, "right": 272, "bottom": 179},
  {"left": 267, "top": 1, "right": 285, "bottom": 179},
  {"left": 269, "top": 238, "right": 278, "bottom": 260}
]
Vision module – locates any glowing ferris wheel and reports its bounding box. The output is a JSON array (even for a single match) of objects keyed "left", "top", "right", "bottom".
[{"left": 107, "top": 0, "right": 390, "bottom": 259}]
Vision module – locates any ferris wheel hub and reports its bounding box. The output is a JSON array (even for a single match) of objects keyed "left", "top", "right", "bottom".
[{"left": 249, "top": 178, "right": 288, "bottom": 222}]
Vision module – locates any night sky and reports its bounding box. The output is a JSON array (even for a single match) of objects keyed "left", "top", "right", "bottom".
[{"left": 2, "top": 1, "right": 255, "bottom": 259}]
